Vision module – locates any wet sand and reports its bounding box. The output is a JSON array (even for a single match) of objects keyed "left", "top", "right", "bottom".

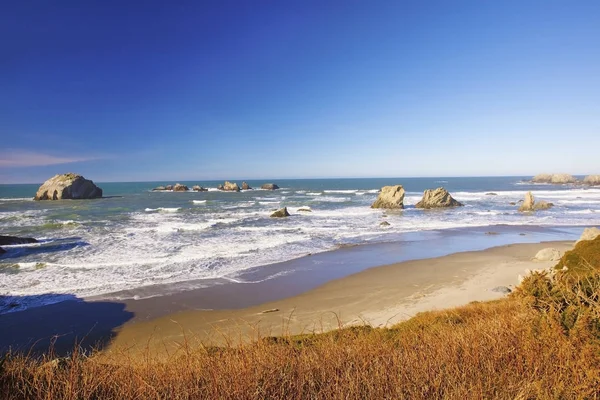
[{"left": 107, "top": 240, "right": 574, "bottom": 356}]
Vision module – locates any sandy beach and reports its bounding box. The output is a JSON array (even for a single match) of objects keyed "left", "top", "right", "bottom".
[{"left": 105, "top": 239, "right": 574, "bottom": 355}]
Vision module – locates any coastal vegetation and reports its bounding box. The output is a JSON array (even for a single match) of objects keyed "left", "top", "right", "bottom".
[{"left": 1, "top": 237, "right": 600, "bottom": 399}]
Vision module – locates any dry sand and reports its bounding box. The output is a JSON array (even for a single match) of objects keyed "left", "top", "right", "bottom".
[{"left": 107, "top": 240, "right": 573, "bottom": 356}]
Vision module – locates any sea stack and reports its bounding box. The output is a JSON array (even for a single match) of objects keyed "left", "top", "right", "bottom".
[
  {"left": 583, "top": 175, "right": 600, "bottom": 186},
  {"left": 518, "top": 192, "right": 553, "bottom": 212},
  {"left": 220, "top": 181, "right": 240, "bottom": 192},
  {"left": 531, "top": 173, "right": 577, "bottom": 184},
  {"left": 415, "top": 188, "right": 463, "bottom": 209},
  {"left": 34, "top": 173, "right": 102, "bottom": 200},
  {"left": 261, "top": 183, "right": 280, "bottom": 190},
  {"left": 371, "top": 185, "right": 405, "bottom": 209}
]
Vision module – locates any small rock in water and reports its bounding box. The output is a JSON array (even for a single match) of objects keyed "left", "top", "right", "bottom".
[
  {"left": 380, "top": 221, "right": 391, "bottom": 226},
  {"left": 297, "top": 206, "right": 312, "bottom": 212},
  {"left": 485, "top": 231, "right": 499, "bottom": 235},
  {"left": 491, "top": 286, "right": 512, "bottom": 294},
  {"left": 270, "top": 207, "right": 290, "bottom": 218},
  {"left": 486, "top": 192, "right": 498, "bottom": 196}
]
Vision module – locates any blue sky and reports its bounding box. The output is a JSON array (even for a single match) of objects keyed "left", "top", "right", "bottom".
[{"left": 1, "top": 1, "right": 599, "bottom": 183}]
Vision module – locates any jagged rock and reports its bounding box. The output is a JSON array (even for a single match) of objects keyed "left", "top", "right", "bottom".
[
  {"left": 371, "top": 185, "right": 405, "bottom": 209},
  {"left": 220, "top": 181, "right": 240, "bottom": 192},
  {"left": 261, "top": 183, "right": 280, "bottom": 190},
  {"left": 518, "top": 192, "right": 553, "bottom": 212},
  {"left": 576, "top": 227, "right": 600, "bottom": 244},
  {"left": 165, "top": 185, "right": 173, "bottom": 191},
  {"left": 583, "top": 175, "right": 600, "bottom": 186},
  {"left": 297, "top": 207, "right": 312, "bottom": 212},
  {"left": 270, "top": 207, "right": 290, "bottom": 218},
  {"left": 531, "top": 173, "right": 577, "bottom": 184},
  {"left": 173, "top": 183, "right": 189, "bottom": 192},
  {"left": 34, "top": 173, "right": 102, "bottom": 200},
  {"left": 491, "top": 286, "right": 512, "bottom": 294},
  {"left": 534, "top": 248, "right": 561, "bottom": 261},
  {"left": 380, "top": 221, "right": 390, "bottom": 226},
  {"left": 415, "top": 188, "right": 463, "bottom": 209},
  {"left": 192, "top": 185, "right": 207, "bottom": 192},
  {"left": 0, "top": 235, "right": 38, "bottom": 246},
  {"left": 242, "top": 182, "right": 251, "bottom": 190},
  {"left": 152, "top": 186, "right": 166, "bottom": 191}
]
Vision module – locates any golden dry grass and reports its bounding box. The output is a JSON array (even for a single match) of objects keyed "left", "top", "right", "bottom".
[{"left": 2, "top": 240, "right": 600, "bottom": 399}]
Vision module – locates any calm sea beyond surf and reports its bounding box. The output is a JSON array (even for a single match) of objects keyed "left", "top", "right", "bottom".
[{"left": 1, "top": 176, "right": 600, "bottom": 313}]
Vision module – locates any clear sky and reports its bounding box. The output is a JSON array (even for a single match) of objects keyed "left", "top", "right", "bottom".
[{"left": 1, "top": 1, "right": 599, "bottom": 183}]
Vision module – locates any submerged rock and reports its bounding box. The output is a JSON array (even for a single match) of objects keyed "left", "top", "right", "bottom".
[
  {"left": 242, "top": 182, "right": 251, "bottom": 190},
  {"left": 297, "top": 206, "right": 312, "bottom": 212},
  {"left": 534, "top": 248, "right": 562, "bottom": 262},
  {"left": 583, "top": 175, "right": 600, "bottom": 186},
  {"left": 486, "top": 192, "right": 498, "bottom": 196},
  {"left": 220, "top": 181, "right": 240, "bottom": 192},
  {"left": 261, "top": 183, "right": 280, "bottom": 190},
  {"left": 576, "top": 227, "right": 600, "bottom": 244},
  {"left": 34, "top": 173, "right": 102, "bottom": 200},
  {"left": 270, "top": 207, "right": 290, "bottom": 218},
  {"left": 518, "top": 192, "right": 553, "bottom": 212},
  {"left": 0, "top": 235, "right": 38, "bottom": 246},
  {"left": 371, "top": 185, "right": 405, "bottom": 209},
  {"left": 415, "top": 188, "right": 463, "bottom": 209},
  {"left": 173, "top": 183, "right": 189, "bottom": 192},
  {"left": 531, "top": 173, "right": 577, "bottom": 184}
]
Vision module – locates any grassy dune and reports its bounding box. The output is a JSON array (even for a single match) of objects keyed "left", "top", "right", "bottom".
[{"left": 2, "top": 238, "right": 600, "bottom": 399}]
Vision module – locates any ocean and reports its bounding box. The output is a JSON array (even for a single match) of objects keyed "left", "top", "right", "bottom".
[{"left": 1, "top": 176, "right": 599, "bottom": 314}]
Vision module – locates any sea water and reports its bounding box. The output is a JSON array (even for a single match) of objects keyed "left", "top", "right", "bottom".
[{"left": 1, "top": 176, "right": 599, "bottom": 313}]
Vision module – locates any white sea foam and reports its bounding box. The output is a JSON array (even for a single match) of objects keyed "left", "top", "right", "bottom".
[
  {"left": 324, "top": 190, "right": 358, "bottom": 194},
  {"left": 192, "top": 200, "right": 207, "bottom": 204},
  {"left": 144, "top": 207, "right": 181, "bottom": 213},
  {"left": 0, "top": 197, "right": 33, "bottom": 201},
  {"left": 306, "top": 192, "right": 322, "bottom": 196}
]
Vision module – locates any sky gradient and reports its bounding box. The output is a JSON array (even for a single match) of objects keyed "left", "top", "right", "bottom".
[{"left": 1, "top": 1, "right": 599, "bottom": 183}]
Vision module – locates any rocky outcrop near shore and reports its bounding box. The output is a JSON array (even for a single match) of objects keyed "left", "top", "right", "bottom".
[
  {"left": 531, "top": 173, "right": 577, "bottom": 184},
  {"left": 371, "top": 185, "right": 405, "bottom": 209},
  {"left": 192, "top": 185, "right": 207, "bottom": 192},
  {"left": 518, "top": 192, "right": 553, "bottom": 212},
  {"left": 173, "top": 183, "right": 189, "bottom": 192},
  {"left": 576, "top": 227, "right": 600, "bottom": 243},
  {"left": 152, "top": 186, "right": 166, "bottom": 191},
  {"left": 242, "top": 182, "right": 251, "bottom": 190},
  {"left": 415, "top": 188, "right": 463, "bottom": 209},
  {"left": 0, "top": 235, "right": 38, "bottom": 246},
  {"left": 270, "top": 207, "right": 290, "bottom": 218},
  {"left": 219, "top": 181, "right": 240, "bottom": 192},
  {"left": 583, "top": 175, "right": 600, "bottom": 186},
  {"left": 261, "top": 183, "right": 280, "bottom": 190},
  {"left": 34, "top": 173, "right": 102, "bottom": 200}
]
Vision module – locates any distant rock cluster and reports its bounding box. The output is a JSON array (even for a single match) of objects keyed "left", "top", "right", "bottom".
[
  {"left": 370, "top": 186, "right": 463, "bottom": 209},
  {"left": 152, "top": 181, "right": 280, "bottom": 192},
  {"left": 531, "top": 173, "right": 600, "bottom": 186}
]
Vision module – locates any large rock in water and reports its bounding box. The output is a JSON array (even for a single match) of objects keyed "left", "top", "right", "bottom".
[
  {"left": 576, "top": 227, "right": 600, "bottom": 244},
  {"left": 0, "top": 235, "right": 38, "bottom": 246},
  {"left": 242, "top": 182, "right": 251, "bottom": 190},
  {"left": 583, "top": 175, "right": 600, "bottom": 186},
  {"left": 261, "top": 183, "right": 279, "bottom": 190},
  {"left": 34, "top": 173, "right": 102, "bottom": 200},
  {"left": 531, "top": 173, "right": 577, "bottom": 184},
  {"left": 415, "top": 188, "right": 463, "bottom": 209},
  {"left": 220, "top": 181, "right": 240, "bottom": 192},
  {"left": 371, "top": 185, "right": 405, "bottom": 209},
  {"left": 270, "top": 207, "right": 290, "bottom": 218},
  {"left": 172, "top": 183, "right": 189, "bottom": 192},
  {"left": 518, "top": 192, "right": 553, "bottom": 212}
]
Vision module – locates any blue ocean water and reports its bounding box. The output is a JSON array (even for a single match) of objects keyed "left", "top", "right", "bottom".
[{"left": 1, "top": 176, "right": 599, "bottom": 313}]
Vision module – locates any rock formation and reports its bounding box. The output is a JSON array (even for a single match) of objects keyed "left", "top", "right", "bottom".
[
  {"left": 583, "top": 175, "right": 600, "bottom": 186},
  {"left": 34, "top": 173, "right": 102, "bottom": 200},
  {"left": 192, "top": 185, "right": 207, "bottom": 192},
  {"left": 371, "top": 185, "right": 405, "bottom": 209},
  {"left": 576, "top": 227, "right": 600, "bottom": 244},
  {"left": 531, "top": 173, "right": 577, "bottom": 184},
  {"left": 415, "top": 188, "right": 463, "bottom": 209},
  {"left": 270, "top": 207, "right": 290, "bottom": 218},
  {"left": 533, "top": 248, "right": 562, "bottom": 261},
  {"left": 0, "top": 235, "right": 38, "bottom": 246},
  {"left": 165, "top": 185, "right": 173, "bottom": 191},
  {"left": 380, "top": 221, "right": 390, "bottom": 226},
  {"left": 219, "top": 181, "right": 240, "bottom": 192},
  {"left": 261, "top": 183, "right": 280, "bottom": 190},
  {"left": 242, "top": 182, "right": 251, "bottom": 190},
  {"left": 518, "top": 192, "right": 553, "bottom": 212},
  {"left": 173, "top": 183, "right": 189, "bottom": 192}
]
